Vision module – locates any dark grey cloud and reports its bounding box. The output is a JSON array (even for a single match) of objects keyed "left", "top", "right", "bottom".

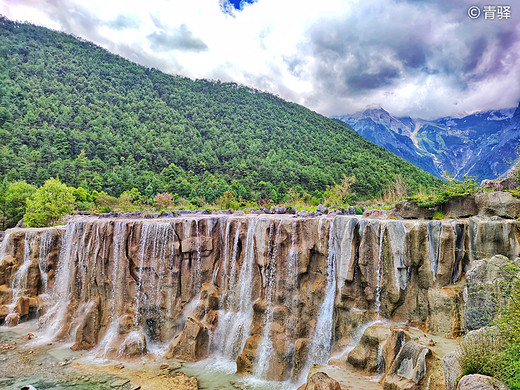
[
  {"left": 147, "top": 25, "right": 208, "bottom": 52},
  {"left": 347, "top": 65, "right": 400, "bottom": 91},
  {"left": 300, "top": 0, "right": 520, "bottom": 116}
]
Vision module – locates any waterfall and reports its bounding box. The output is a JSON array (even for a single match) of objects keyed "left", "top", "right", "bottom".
[
  {"left": 254, "top": 220, "right": 282, "bottom": 378},
  {"left": 374, "top": 222, "right": 386, "bottom": 317},
  {"left": 38, "top": 230, "right": 54, "bottom": 295},
  {"left": 427, "top": 221, "right": 442, "bottom": 282},
  {"left": 95, "top": 221, "right": 127, "bottom": 357},
  {"left": 134, "top": 222, "right": 175, "bottom": 328},
  {"left": 211, "top": 218, "right": 257, "bottom": 367},
  {"left": 5, "top": 232, "right": 36, "bottom": 325},
  {"left": 299, "top": 220, "right": 337, "bottom": 381},
  {"left": 386, "top": 221, "right": 408, "bottom": 291},
  {"left": 194, "top": 219, "right": 202, "bottom": 294},
  {"left": 40, "top": 222, "right": 80, "bottom": 339}
]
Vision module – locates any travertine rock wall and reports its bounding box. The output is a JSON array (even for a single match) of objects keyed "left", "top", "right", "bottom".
[{"left": 0, "top": 215, "right": 518, "bottom": 383}]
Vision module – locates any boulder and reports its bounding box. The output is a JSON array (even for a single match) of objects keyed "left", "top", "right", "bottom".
[
  {"left": 347, "top": 323, "right": 391, "bottom": 372},
  {"left": 464, "top": 255, "right": 518, "bottom": 331},
  {"left": 71, "top": 301, "right": 101, "bottom": 350},
  {"left": 481, "top": 176, "right": 519, "bottom": 192},
  {"left": 394, "top": 201, "right": 433, "bottom": 219},
  {"left": 457, "top": 374, "right": 509, "bottom": 390},
  {"left": 0, "top": 304, "right": 9, "bottom": 322},
  {"left": 119, "top": 331, "right": 147, "bottom": 357},
  {"left": 363, "top": 209, "right": 388, "bottom": 219},
  {"left": 381, "top": 328, "right": 411, "bottom": 373},
  {"left": 383, "top": 341, "right": 432, "bottom": 390},
  {"left": 291, "top": 338, "right": 309, "bottom": 380},
  {"left": 14, "top": 296, "right": 30, "bottom": 318},
  {"left": 273, "top": 206, "right": 287, "bottom": 214},
  {"left": 475, "top": 191, "right": 520, "bottom": 219},
  {"left": 427, "top": 287, "right": 463, "bottom": 337},
  {"left": 236, "top": 334, "right": 261, "bottom": 375},
  {"left": 442, "top": 351, "right": 462, "bottom": 390},
  {"left": 166, "top": 316, "right": 209, "bottom": 361},
  {"left": 442, "top": 196, "right": 478, "bottom": 218},
  {"left": 297, "top": 372, "right": 341, "bottom": 390}
]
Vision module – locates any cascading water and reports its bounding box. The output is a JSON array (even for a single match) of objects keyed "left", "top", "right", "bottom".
[
  {"left": 427, "top": 221, "right": 442, "bottom": 282},
  {"left": 5, "top": 232, "right": 36, "bottom": 325},
  {"left": 298, "top": 220, "right": 337, "bottom": 382},
  {"left": 38, "top": 230, "right": 54, "bottom": 295},
  {"left": 224, "top": 222, "right": 242, "bottom": 310},
  {"left": 134, "top": 222, "right": 175, "bottom": 330},
  {"left": 194, "top": 219, "right": 202, "bottom": 294},
  {"left": 40, "top": 222, "right": 80, "bottom": 339},
  {"left": 254, "top": 221, "right": 282, "bottom": 378},
  {"left": 374, "top": 222, "right": 386, "bottom": 317},
  {"left": 96, "top": 221, "right": 127, "bottom": 357},
  {"left": 211, "top": 218, "right": 257, "bottom": 369}
]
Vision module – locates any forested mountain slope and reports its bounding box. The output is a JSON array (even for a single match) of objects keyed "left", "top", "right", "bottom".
[{"left": 0, "top": 18, "right": 440, "bottom": 202}]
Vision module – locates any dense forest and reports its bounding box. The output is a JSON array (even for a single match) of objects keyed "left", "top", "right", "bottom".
[{"left": 0, "top": 17, "right": 440, "bottom": 207}]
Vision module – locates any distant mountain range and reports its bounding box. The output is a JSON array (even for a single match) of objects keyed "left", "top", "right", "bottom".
[{"left": 333, "top": 104, "right": 520, "bottom": 181}]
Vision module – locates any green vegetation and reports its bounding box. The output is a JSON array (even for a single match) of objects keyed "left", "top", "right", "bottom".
[
  {"left": 0, "top": 17, "right": 440, "bottom": 216},
  {"left": 0, "top": 179, "right": 36, "bottom": 229},
  {"left": 406, "top": 175, "right": 479, "bottom": 208},
  {"left": 457, "top": 263, "right": 520, "bottom": 389},
  {"left": 24, "top": 178, "right": 75, "bottom": 227},
  {"left": 323, "top": 175, "right": 356, "bottom": 208}
]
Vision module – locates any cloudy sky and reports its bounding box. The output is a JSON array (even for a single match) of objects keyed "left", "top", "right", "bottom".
[{"left": 1, "top": 0, "right": 519, "bottom": 119}]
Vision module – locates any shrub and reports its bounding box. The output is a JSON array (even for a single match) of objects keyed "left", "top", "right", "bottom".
[
  {"left": 25, "top": 178, "right": 76, "bottom": 227},
  {"left": 432, "top": 211, "right": 445, "bottom": 220},
  {"left": 353, "top": 205, "right": 364, "bottom": 215},
  {"left": 154, "top": 192, "right": 174, "bottom": 209},
  {"left": 216, "top": 190, "right": 240, "bottom": 210},
  {"left": 0, "top": 180, "right": 36, "bottom": 229},
  {"left": 92, "top": 191, "right": 118, "bottom": 213},
  {"left": 323, "top": 175, "right": 356, "bottom": 208}
]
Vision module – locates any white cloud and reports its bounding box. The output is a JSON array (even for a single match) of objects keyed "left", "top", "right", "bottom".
[{"left": 0, "top": 0, "right": 519, "bottom": 119}]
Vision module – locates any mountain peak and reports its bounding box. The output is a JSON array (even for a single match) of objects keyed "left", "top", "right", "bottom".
[{"left": 514, "top": 101, "right": 520, "bottom": 119}]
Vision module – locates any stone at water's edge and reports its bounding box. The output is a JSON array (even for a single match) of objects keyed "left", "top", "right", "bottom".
[
  {"left": 442, "top": 351, "right": 462, "bottom": 390},
  {"left": 456, "top": 374, "right": 509, "bottom": 390},
  {"left": 383, "top": 341, "right": 433, "bottom": 390},
  {"left": 0, "top": 215, "right": 520, "bottom": 383},
  {"left": 347, "top": 323, "right": 391, "bottom": 372},
  {"left": 297, "top": 372, "right": 341, "bottom": 390}
]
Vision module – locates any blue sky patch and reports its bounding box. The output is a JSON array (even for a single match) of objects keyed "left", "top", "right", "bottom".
[{"left": 220, "top": 0, "right": 257, "bottom": 15}]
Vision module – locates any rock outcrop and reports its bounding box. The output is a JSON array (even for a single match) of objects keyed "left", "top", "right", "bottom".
[
  {"left": 475, "top": 192, "right": 520, "bottom": 219},
  {"left": 463, "top": 255, "right": 519, "bottom": 331}
]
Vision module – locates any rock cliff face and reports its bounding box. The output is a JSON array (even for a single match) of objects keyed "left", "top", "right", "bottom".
[{"left": 0, "top": 215, "right": 519, "bottom": 385}]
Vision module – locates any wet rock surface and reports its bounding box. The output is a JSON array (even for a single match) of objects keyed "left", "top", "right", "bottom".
[{"left": 297, "top": 371, "right": 341, "bottom": 390}]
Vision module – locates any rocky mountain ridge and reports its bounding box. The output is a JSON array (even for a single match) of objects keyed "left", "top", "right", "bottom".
[{"left": 334, "top": 104, "right": 520, "bottom": 181}]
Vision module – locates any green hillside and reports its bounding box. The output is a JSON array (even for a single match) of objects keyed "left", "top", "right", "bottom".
[{"left": 0, "top": 17, "right": 440, "bottom": 203}]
